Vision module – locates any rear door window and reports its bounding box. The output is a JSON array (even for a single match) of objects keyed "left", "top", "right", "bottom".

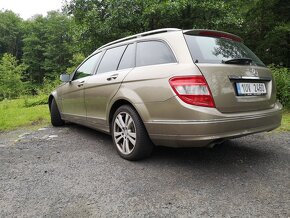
[
  {"left": 97, "top": 45, "right": 127, "bottom": 74},
  {"left": 118, "top": 44, "right": 135, "bottom": 70},
  {"left": 136, "top": 41, "right": 176, "bottom": 67}
]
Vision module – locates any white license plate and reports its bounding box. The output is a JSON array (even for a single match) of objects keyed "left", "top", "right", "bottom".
[{"left": 236, "top": 82, "right": 267, "bottom": 96}]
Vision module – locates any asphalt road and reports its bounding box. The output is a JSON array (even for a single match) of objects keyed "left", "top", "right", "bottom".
[{"left": 0, "top": 125, "right": 289, "bottom": 217}]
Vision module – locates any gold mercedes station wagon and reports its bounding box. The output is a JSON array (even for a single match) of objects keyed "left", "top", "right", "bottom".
[{"left": 49, "top": 28, "right": 282, "bottom": 160}]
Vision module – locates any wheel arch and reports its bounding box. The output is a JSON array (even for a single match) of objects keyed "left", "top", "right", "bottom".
[
  {"left": 48, "top": 94, "right": 54, "bottom": 111},
  {"left": 108, "top": 99, "right": 134, "bottom": 128},
  {"left": 48, "top": 91, "right": 60, "bottom": 111},
  {"left": 108, "top": 98, "right": 150, "bottom": 133}
]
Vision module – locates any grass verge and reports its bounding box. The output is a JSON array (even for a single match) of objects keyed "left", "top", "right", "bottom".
[
  {"left": 0, "top": 97, "right": 289, "bottom": 132},
  {"left": 0, "top": 98, "right": 50, "bottom": 132},
  {"left": 278, "top": 109, "right": 290, "bottom": 132}
]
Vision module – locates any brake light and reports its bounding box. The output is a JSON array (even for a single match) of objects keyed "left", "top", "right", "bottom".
[
  {"left": 198, "top": 30, "right": 242, "bottom": 42},
  {"left": 169, "top": 76, "right": 215, "bottom": 107}
]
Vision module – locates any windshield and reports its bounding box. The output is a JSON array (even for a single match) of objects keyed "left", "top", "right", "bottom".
[{"left": 184, "top": 34, "right": 265, "bottom": 67}]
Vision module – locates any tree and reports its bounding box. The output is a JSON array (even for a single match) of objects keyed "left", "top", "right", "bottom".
[
  {"left": 66, "top": 53, "right": 85, "bottom": 74},
  {"left": 22, "top": 12, "right": 73, "bottom": 84},
  {"left": 0, "top": 10, "right": 24, "bottom": 59},
  {"left": 242, "top": 0, "right": 290, "bottom": 66},
  {"left": 64, "top": 0, "right": 244, "bottom": 55},
  {"left": 0, "top": 53, "right": 27, "bottom": 99},
  {"left": 22, "top": 15, "right": 47, "bottom": 84}
]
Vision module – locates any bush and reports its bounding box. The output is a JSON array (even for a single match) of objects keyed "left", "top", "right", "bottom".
[
  {"left": 39, "top": 77, "right": 61, "bottom": 95},
  {"left": 0, "top": 53, "right": 27, "bottom": 100},
  {"left": 269, "top": 65, "right": 290, "bottom": 108},
  {"left": 23, "top": 95, "right": 48, "bottom": 107}
]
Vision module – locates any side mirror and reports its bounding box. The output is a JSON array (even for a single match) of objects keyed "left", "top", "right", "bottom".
[{"left": 60, "top": 73, "right": 70, "bottom": 82}]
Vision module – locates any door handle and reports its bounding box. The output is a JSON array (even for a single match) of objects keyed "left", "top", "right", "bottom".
[
  {"left": 107, "top": 74, "right": 118, "bottom": 81},
  {"left": 77, "top": 81, "right": 85, "bottom": 87}
]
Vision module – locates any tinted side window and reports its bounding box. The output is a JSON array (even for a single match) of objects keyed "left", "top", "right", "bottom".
[
  {"left": 97, "top": 45, "right": 126, "bottom": 74},
  {"left": 136, "top": 41, "right": 176, "bottom": 67},
  {"left": 73, "top": 53, "right": 101, "bottom": 80},
  {"left": 118, "top": 44, "right": 135, "bottom": 70}
]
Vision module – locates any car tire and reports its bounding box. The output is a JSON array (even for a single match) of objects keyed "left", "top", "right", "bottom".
[
  {"left": 111, "top": 105, "right": 153, "bottom": 160},
  {"left": 50, "top": 98, "right": 65, "bottom": 126}
]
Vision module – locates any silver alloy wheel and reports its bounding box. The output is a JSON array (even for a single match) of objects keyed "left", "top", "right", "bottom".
[{"left": 113, "top": 112, "right": 137, "bottom": 155}]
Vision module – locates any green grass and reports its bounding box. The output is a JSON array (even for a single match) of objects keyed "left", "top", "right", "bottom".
[
  {"left": 279, "top": 109, "right": 290, "bottom": 132},
  {"left": 0, "top": 97, "right": 50, "bottom": 132},
  {"left": 0, "top": 97, "right": 289, "bottom": 132},
  {"left": 23, "top": 94, "right": 48, "bottom": 107}
]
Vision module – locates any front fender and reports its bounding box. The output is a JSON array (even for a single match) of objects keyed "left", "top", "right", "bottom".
[{"left": 49, "top": 90, "right": 62, "bottom": 112}]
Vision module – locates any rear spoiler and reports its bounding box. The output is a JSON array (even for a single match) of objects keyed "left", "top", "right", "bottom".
[{"left": 183, "top": 29, "right": 243, "bottom": 42}]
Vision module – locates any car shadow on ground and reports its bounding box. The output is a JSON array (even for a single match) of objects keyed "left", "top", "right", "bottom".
[
  {"left": 66, "top": 123, "right": 272, "bottom": 170},
  {"left": 146, "top": 141, "right": 274, "bottom": 179},
  {"left": 149, "top": 142, "right": 271, "bottom": 170}
]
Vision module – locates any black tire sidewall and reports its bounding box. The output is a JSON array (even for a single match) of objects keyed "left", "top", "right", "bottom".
[
  {"left": 111, "top": 105, "right": 153, "bottom": 160},
  {"left": 50, "top": 98, "right": 64, "bottom": 126}
]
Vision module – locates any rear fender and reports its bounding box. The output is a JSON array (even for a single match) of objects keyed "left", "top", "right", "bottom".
[{"left": 107, "top": 87, "right": 151, "bottom": 124}]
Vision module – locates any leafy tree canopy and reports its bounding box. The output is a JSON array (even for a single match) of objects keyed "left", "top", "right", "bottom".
[
  {"left": 0, "top": 53, "right": 27, "bottom": 99},
  {"left": 65, "top": 0, "right": 244, "bottom": 54},
  {"left": 0, "top": 10, "right": 24, "bottom": 59}
]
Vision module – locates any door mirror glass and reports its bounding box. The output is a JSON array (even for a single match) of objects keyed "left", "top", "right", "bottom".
[{"left": 60, "top": 73, "right": 70, "bottom": 82}]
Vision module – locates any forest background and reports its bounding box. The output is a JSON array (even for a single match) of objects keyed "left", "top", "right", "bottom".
[{"left": 0, "top": 0, "right": 289, "bottom": 130}]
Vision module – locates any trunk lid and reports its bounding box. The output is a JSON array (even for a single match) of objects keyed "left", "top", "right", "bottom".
[
  {"left": 197, "top": 64, "right": 276, "bottom": 113},
  {"left": 183, "top": 30, "right": 276, "bottom": 113}
]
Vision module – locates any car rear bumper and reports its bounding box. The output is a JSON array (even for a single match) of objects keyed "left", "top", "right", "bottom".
[{"left": 144, "top": 103, "right": 282, "bottom": 147}]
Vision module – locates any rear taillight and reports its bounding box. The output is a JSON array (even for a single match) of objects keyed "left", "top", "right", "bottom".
[{"left": 169, "top": 76, "right": 215, "bottom": 107}]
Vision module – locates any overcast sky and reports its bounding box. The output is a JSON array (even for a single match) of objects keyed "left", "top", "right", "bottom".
[{"left": 0, "top": 0, "right": 64, "bottom": 19}]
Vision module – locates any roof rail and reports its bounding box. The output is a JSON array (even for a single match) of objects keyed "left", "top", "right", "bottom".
[
  {"left": 139, "top": 28, "right": 181, "bottom": 37},
  {"left": 98, "top": 28, "right": 181, "bottom": 50}
]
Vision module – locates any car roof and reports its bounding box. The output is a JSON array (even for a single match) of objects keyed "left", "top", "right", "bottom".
[
  {"left": 98, "top": 28, "right": 181, "bottom": 50},
  {"left": 93, "top": 28, "right": 181, "bottom": 53},
  {"left": 92, "top": 28, "right": 243, "bottom": 53}
]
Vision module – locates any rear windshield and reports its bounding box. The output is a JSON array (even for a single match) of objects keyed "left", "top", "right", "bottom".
[{"left": 184, "top": 34, "right": 265, "bottom": 67}]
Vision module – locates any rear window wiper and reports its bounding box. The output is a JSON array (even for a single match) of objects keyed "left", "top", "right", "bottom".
[{"left": 222, "top": 58, "right": 253, "bottom": 65}]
